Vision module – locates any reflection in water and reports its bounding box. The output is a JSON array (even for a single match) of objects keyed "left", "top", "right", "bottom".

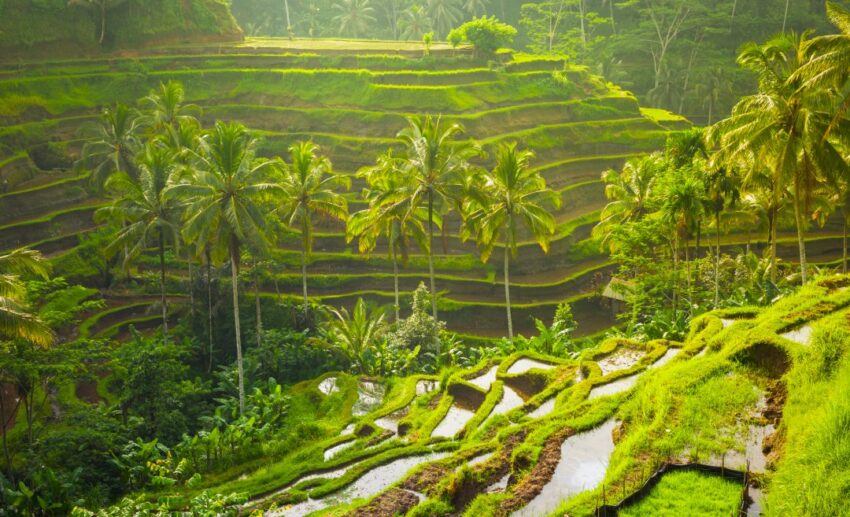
[
  {"left": 780, "top": 325, "right": 812, "bottom": 346},
  {"left": 588, "top": 374, "right": 639, "bottom": 400},
  {"left": 318, "top": 377, "right": 338, "bottom": 395},
  {"left": 352, "top": 381, "right": 385, "bottom": 416},
  {"left": 512, "top": 419, "right": 617, "bottom": 517},
  {"left": 432, "top": 405, "right": 476, "bottom": 438},
  {"left": 323, "top": 440, "right": 355, "bottom": 461},
  {"left": 468, "top": 366, "right": 498, "bottom": 390},
  {"left": 648, "top": 348, "right": 680, "bottom": 370},
  {"left": 528, "top": 397, "right": 556, "bottom": 419},
  {"left": 597, "top": 348, "right": 645, "bottom": 376},
  {"left": 416, "top": 379, "right": 440, "bottom": 395},
  {"left": 490, "top": 386, "right": 524, "bottom": 417},
  {"left": 507, "top": 358, "right": 555, "bottom": 375},
  {"left": 274, "top": 452, "right": 450, "bottom": 517}
]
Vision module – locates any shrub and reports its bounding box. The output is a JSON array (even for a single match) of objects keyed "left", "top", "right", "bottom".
[{"left": 449, "top": 17, "right": 517, "bottom": 58}]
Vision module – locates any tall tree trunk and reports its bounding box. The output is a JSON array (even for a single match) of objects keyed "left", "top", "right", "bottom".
[
  {"left": 254, "top": 266, "right": 263, "bottom": 348},
  {"left": 301, "top": 219, "right": 310, "bottom": 319},
  {"left": 99, "top": 2, "right": 106, "bottom": 45},
  {"left": 230, "top": 244, "right": 246, "bottom": 416},
  {"left": 392, "top": 246, "right": 400, "bottom": 323},
  {"left": 793, "top": 197, "right": 809, "bottom": 283},
  {"left": 504, "top": 242, "right": 513, "bottom": 339},
  {"left": 672, "top": 234, "right": 679, "bottom": 314},
  {"left": 769, "top": 206, "right": 778, "bottom": 284},
  {"left": 284, "top": 0, "right": 293, "bottom": 39},
  {"left": 608, "top": 0, "right": 616, "bottom": 34},
  {"left": 427, "top": 188, "right": 438, "bottom": 323},
  {"left": 206, "top": 249, "right": 214, "bottom": 373},
  {"left": 685, "top": 232, "right": 692, "bottom": 315},
  {"left": 715, "top": 210, "right": 721, "bottom": 308},
  {"left": 782, "top": 0, "right": 790, "bottom": 32},
  {"left": 578, "top": 0, "right": 587, "bottom": 48},
  {"left": 187, "top": 251, "right": 195, "bottom": 317},
  {"left": 841, "top": 210, "right": 847, "bottom": 275},
  {"left": 158, "top": 228, "right": 168, "bottom": 345},
  {"left": 0, "top": 391, "right": 14, "bottom": 483},
  {"left": 730, "top": 0, "right": 738, "bottom": 31}
]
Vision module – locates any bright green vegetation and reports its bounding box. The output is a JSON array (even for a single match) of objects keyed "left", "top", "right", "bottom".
[{"left": 618, "top": 470, "right": 743, "bottom": 516}]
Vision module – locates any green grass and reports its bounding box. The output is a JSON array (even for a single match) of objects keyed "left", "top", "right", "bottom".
[{"left": 618, "top": 470, "right": 743, "bottom": 516}]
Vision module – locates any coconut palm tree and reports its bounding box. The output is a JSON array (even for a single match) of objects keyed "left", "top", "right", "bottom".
[
  {"left": 710, "top": 33, "right": 850, "bottom": 284},
  {"left": 795, "top": 2, "right": 850, "bottom": 137},
  {"left": 96, "top": 144, "right": 178, "bottom": 344},
  {"left": 140, "top": 81, "right": 201, "bottom": 136},
  {"left": 462, "top": 143, "right": 558, "bottom": 339},
  {"left": 78, "top": 103, "right": 142, "bottom": 188},
  {"left": 463, "top": 0, "right": 489, "bottom": 17},
  {"left": 331, "top": 0, "right": 377, "bottom": 38},
  {"left": 427, "top": 0, "right": 463, "bottom": 38},
  {"left": 705, "top": 164, "right": 740, "bottom": 307},
  {"left": 278, "top": 142, "right": 349, "bottom": 318},
  {"left": 327, "top": 298, "right": 388, "bottom": 375},
  {"left": 348, "top": 150, "right": 429, "bottom": 322},
  {"left": 401, "top": 5, "right": 432, "bottom": 40},
  {"left": 659, "top": 170, "right": 705, "bottom": 315},
  {"left": 398, "top": 115, "right": 481, "bottom": 322},
  {"left": 593, "top": 153, "right": 662, "bottom": 252},
  {"left": 0, "top": 249, "right": 51, "bottom": 346},
  {"left": 167, "top": 122, "right": 281, "bottom": 415}
]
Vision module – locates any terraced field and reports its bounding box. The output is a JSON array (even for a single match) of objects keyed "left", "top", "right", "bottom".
[
  {"left": 149, "top": 271, "right": 850, "bottom": 516},
  {"left": 1, "top": 39, "right": 689, "bottom": 338}
]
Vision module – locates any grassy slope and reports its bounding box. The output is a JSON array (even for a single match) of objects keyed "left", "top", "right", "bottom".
[{"left": 139, "top": 274, "right": 850, "bottom": 517}]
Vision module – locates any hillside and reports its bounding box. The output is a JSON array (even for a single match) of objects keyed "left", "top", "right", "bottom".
[
  {"left": 0, "top": 0, "right": 241, "bottom": 57},
  {"left": 132, "top": 274, "right": 850, "bottom": 516},
  {"left": 0, "top": 39, "right": 692, "bottom": 339}
]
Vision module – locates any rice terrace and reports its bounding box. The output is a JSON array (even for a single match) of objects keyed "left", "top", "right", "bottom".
[{"left": 0, "top": 1, "right": 849, "bottom": 516}]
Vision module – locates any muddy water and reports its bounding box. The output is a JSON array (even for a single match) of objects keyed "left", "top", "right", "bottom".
[
  {"left": 432, "top": 405, "right": 476, "bottom": 438},
  {"left": 527, "top": 397, "right": 556, "bottom": 419},
  {"left": 274, "top": 452, "right": 450, "bottom": 517},
  {"left": 723, "top": 423, "right": 776, "bottom": 473},
  {"left": 507, "top": 358, "right": 555, "bottom": 375},
  {"left": 468, "top": 366, "right": 498, "bottom": 390},
  {"left": 352, "top": 381, "right": 385, "bottom": 416},
  {"left": 648, "top": 348, "right": 680, "bottom": 370},
  {"left": 588, "top": 373, "right": 639, "bottom": 400},
  {"left": 375, "top": 407, "right": 408, "bottom": 434},
  {"left": 416, "top": 379, "right": 440, "bottom": 395},
  {"left": 746, "top": 486, "right": 764, "bottom": 516},
  {"left": 512, "top": 419, "right": 617, "bottom": 517},
  {"left": 318, "top": 377, "right": 339, "bottom": 395},
  {"left": 486, "top": 473, "right": 510, "bottom": 493},
  {"left": 780, "top": 325, "right": 812, "bottom": 346},
  {"left": 597, "top": 348, "right": 645, "bottom": 376}
]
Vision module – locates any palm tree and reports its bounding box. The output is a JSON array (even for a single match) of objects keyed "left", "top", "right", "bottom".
[
  {"left": 795, "top": 2, "right": 850, "bottom": 136},
  {"left": 96, "top": 144, "right": 178, "bottom": 344},
  {"left": 78, "top": 103, "right": 142, "bottom": 188},
  {"left": 593, "top": 153, "right": 662, "bottom": 252},
  {"left": 327, "top": 298, "right": 388, "bottom": 374},
  {"left": 660, "top": 170, "right": 705, "bottom": 315},
  {"left": 710, "top": 33, "right": 850, "bottom": 284},
  {"left": 462, "top": 143, "right": 558, "bottom": 339},
  {"left": 463, "top": 0, "right": 489, "bottom": 17},
  {"left": 331, "top": 0, "right": 377, "bottom": 38},
  {"left": 278, "top": 142, "right": 349, "bottom": 318},
  {"left": 140, "top": 81, "right": 200, "bottom": 136},
  {"left": 0, "top": 249, "right": 52, "bottom": 346},
  {"left": 167, "top": 122, "right": 281, "bottom": 415},
  {"left": 348, "top": 150, "right": 429, "bottom": 322},
  {"left": 401, "top": 5, "right": 432, "bottom": 41},
  {"left": 427, "top": 0, "right": 463, "bottom": 38},
  {"left": 398, "top": 115, "right": 481, "bottom": 322},
  {"left": 705, "top": 164, "right": 740, "bottom": 307}
]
